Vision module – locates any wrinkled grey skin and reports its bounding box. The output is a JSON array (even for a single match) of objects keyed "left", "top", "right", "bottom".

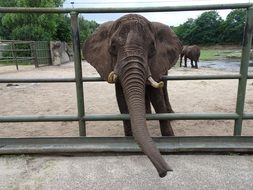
[
  {"left": 83, "top": 14, "right": 182, "bottom": 178},
  {"left": 180, "top": 45, "right": 200, "bottom": 68}
]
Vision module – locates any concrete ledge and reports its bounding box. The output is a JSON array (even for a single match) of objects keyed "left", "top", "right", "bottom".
[{"left": 1, "top": 136, "right": 253, "bottom": 154}]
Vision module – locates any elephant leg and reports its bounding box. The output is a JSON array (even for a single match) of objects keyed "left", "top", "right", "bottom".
[
  {"left": 163, "top": 80, "right": 174, "bottom": 113},
  {"left": 190, "top": 60, "right": 194, "bottom": 68},
  {"left": 184, "top": 57, "right": 187, "bottom": 67},
  {"left": 179, "top": 55, "right": 183, "bottom": 67},
  {"left": 195, "top": 61, "right": 198, "bottom": 69},
  {"left": 115, "top": 82, "right": 132, "bottom": 136},
  {"left": 148, "top": 86, "right": 174, "bottom": 136},
  {"left": 145, "top": 90, "right": 152, "bottom": 114}
]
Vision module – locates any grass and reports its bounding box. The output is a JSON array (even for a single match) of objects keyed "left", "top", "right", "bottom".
[
  {"left": 200, "top": 45, "right": 242, "bottom": 61},
  {"left": 0, "top": 60, "right": 33, "bottom": 66},
  {"left": 175, "top": 45, "right": 242, "bottom": 66}
]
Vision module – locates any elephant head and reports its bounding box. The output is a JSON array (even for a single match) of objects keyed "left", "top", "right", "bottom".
[{"left": 83, "top": 14, "right": 182, "bottom": 177}]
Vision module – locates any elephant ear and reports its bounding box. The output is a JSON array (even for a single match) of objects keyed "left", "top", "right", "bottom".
[
  {"left": 150, "top": 22, "right": 182, "bottom": 81},
  {"left": 83, "top": 21, "right": 114, "bottom": 81}
]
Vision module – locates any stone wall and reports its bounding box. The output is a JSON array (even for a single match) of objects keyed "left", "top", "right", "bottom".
[{"left": 50, "top": 41, "right": 74, "bottom": 65}]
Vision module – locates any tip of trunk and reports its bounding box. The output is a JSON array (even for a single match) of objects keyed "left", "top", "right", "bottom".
[{"left": 159, "top": 166, "right": 173, "bottom": 178}]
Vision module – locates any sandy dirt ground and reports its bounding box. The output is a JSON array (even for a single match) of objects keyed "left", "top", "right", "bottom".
[{"left": 0, "top": 62, "right": 252, "bottom": 137}]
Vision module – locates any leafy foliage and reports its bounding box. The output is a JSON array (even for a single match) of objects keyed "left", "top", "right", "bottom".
[
  {"left": 0, "top": 0, "right": 99, "bottom": 43},
  {"left": 174, "top": 10, "right": 247, "bottom": 45},
  {"left": 79, "top": 18, "right": 99, "bottom": 43},
  {"left": 220, "top": 9, "right": 246, "bottom": 44},
  {"left": 53, "top": 15, "right": 72, "bottom": 42}
]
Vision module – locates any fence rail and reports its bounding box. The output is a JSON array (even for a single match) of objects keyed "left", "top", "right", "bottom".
[
  {"left": 0, "top": 74, "right": 253, "bottom": 83},
  {"left": 0, "top": 3, "right": 253, "bottom": 154},
  {"left": 1, "top": 136, "right": 253, "bottom": 154},
  {"left": 0, "top": 3, "right": 252, "bottom": 13},
  {"left": 0, "top": 40, "right": 51, "bottom": 69}
]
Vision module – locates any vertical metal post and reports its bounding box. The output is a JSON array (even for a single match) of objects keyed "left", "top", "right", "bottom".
[
  {"left": 31, "top": 41, "right": 39, "bottom": 68},
  {"left": 11, "top": 42, "right": 18, "bottom": 70},
  {"left": 48, "top": 41, "right": 53, "bottom": 65},
  {"left": 70, "top": 12, "right": 86, "bottom": 136},
  {"left": 234, "top": 7, "right": 253, "bottom": 136}
]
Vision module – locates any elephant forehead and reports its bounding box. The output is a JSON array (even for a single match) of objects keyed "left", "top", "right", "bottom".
[
  {"left": 119, "top": 48, "right": 146, "bottom": 57},
  {"left": 119, "top": 14, "right": 147, "bottom": 23},
  {"left": 114, "top": 14, "right": 149, "bottom": 31}
]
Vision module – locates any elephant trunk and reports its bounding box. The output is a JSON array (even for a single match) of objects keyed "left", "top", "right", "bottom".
[{"left": 119, "top": 61, "right": 172, "bottom": 178}]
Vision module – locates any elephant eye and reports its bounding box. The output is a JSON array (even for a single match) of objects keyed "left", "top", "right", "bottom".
[
  {"left": 109, "top": 40, "right": 117, "bottom": 56},
  {"left": 148, "top": 42, "right": 156, "bottom": 58}
]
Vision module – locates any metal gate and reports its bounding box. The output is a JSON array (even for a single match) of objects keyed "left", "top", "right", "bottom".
[
  {"left": 0, "top": 3, "right": 253, "bottom": 154},
  {"left": 33, "top": 41, "right": 52, "bottom": 66},
  {"left": 0, "top": 40, "right": 51, "bottom": 69}
]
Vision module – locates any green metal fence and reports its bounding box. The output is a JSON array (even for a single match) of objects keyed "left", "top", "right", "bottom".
[
  {"left": 0, "top": 40, "right": 51, "bottom": 69},
  {"left": 34, "top": 41, "right": 52, "bottom": 66},
  {"left": 0, "top": 3, "right": 253, "bottom": 154}
]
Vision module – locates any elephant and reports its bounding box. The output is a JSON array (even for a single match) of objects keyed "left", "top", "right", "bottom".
[
  {"left": 83, "top": 14, "right": 182, "bottom": 178},
  {"left": 180, "top": 45, "right": 200, "bottom": 68}
]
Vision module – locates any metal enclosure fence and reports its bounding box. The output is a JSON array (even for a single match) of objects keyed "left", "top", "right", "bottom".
[
  {"left": 0, "top": 3, "right": 253, "bottom": 154},
  {"left": 0, "top": 40, "right": 51, "bottom": 69},
  {"left": 34, "top": 41, "right": 52, "bottom": 66}
]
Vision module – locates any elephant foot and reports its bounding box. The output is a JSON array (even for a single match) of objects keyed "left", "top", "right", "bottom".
[
  {"left": 124, "top": 127, "right": 133, "bottom": 136},
  {"left": 160, "top": 121, "right": 174, "bottom": 136},
  {"left": 162, "top": 131, "right": 175, "bottom": 136},
  {"left": 124, "top": 129, "right": 133, "bottom": 136},
  {"left": 125, "top": 132, "right": 133, "bottom": 136}
]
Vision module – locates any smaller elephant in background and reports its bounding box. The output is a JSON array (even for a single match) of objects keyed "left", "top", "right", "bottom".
[{"left": 180, "top": 45, "right": 200, "bottom": 69}]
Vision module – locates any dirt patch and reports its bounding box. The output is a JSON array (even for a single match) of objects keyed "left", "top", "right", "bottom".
[{"left": 0, "top": 62, "right": 252, "bottom": 137}]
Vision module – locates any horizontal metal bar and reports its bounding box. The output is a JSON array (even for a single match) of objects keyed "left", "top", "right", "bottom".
[
  {"left": 0, "top": 113, "right": 240, "bottom": 123},
  {"left": 0, "top": 115, "right": 78, "bottom": 122},
  {"left": 0, "top": 3, "right": 251, "bottom": 13},
  {"left": 248, "top": 74, "right": 253, "bottom": 79},
  {"left": 84, "top": 113, "right": 240, "bottom": 121},
  {"left": 0, "top": 136, "right": 253, "bottom": 154},
  {"left": 0, "top": 57, "right": 32, "bottom": 59},
  {"left": 0, "top": 40, "right": 34, "bottom": 43},
  {"left": 0, "top": 74, "right": 249, "bottom": 83},
  {"left": 37, "top": 57, "right": 51, "bottom": 59},
  {"left": 0, "top": 59, "right": 14, "bottom": 62},
  {"left": 0, "top": 77, "right": 103, "bottom": 83},
  {"left": 0, "top": 78, "right": 76, "bottom": 83},
  {"left": 161, "top": 74, "right": 241, "bottom": 80},
  {"left": 0, "top": 49, "right": 31, "bottom": 52},
  {"left": 243, "top": 113, "right": 253, "bottom": 119}
]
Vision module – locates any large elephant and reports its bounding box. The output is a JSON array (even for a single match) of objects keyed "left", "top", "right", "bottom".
[
  {"left": 180, "top": 45, "right": 200, "bottom": 68},
  {"left": 83, "top": 14, "right": 182, "bottom": 178}
]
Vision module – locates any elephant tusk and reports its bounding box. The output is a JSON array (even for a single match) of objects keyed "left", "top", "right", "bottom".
[
  {"left": 148, "top": 76, "right": 164, "bottom": 89},
  {"left": 108, "top": 71, "right": 118, "bottom": 83}
]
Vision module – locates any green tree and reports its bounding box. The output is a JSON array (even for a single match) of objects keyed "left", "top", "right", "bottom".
[
  {"left": 0, "top": 1, "right": 99, "bottom": 43},
  {"left": 53, "top": 14, "right": 72, "bottom": 42},
  {"left": 220, "top": 9, "right": 246, "bottom": 44},
  {"left": 174, "top": 11, "right": 224, "bottom": 45},
  {"left": 0, "top": 0, "right": 16, "bottom": 39},
  {"left": 190, "top": 11, "right": 223, "bottom": 44},
  {"left": 79, "top": 17, "right": 99, "bottom": 43},
  {"left": 173, "top": 18, "right": 195, "bottom": 44},
  {"left": 0, "top": 0, "right": 65, "bottom": 40},
  {"left": 173, "top": 10, "right": 247, "bottom": 45}
]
